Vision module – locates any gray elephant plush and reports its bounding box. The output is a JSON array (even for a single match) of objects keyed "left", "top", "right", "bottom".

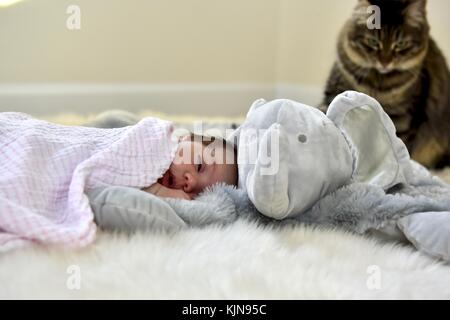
[{"left": 228, "top": 91, "right": 414, "bottom": 220}]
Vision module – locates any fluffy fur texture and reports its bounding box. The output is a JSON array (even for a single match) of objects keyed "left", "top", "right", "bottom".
[
  {"left": 162, "top": 160, "right": 450, "bottom": 239},
  {"left": 322, "top": 0, "right": 450, "bottom": 168},
  {"left": 1, "top": 220, "right": 449, "bottom": 299}
]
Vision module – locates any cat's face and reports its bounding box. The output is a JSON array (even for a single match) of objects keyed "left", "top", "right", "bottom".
[{"left": 345, "top": 0, "right": 429, "bottom": 74}]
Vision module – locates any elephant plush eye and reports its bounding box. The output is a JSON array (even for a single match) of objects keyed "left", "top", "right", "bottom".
[{"left": 297, "top": 134, "right": 307, "bottom": 143}]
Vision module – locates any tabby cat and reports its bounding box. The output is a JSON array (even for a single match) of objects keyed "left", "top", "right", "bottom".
[{"left": 322, "top": 0, "right": 450, "bottom": 168}]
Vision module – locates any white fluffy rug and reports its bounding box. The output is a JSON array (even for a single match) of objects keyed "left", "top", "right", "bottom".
[{"left": 1, "top": 219, "right": 450, "bottom": 299}]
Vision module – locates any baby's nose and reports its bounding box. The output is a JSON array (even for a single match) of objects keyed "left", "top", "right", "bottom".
[{"left": 183, "top": 172, "right": 197, "bottom": 193}]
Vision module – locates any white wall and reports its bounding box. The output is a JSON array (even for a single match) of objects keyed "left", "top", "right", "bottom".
[
  {"left": 0, "top": 0, "right": 280, "bottom": 82},
  {"left": 0, "top": 0, "right": 449, "bottom": 116},
  {"left": 276, "top": 0, "right": 450, "bottom": 92}
]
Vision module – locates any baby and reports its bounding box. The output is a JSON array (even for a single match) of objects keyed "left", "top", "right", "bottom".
[{"left": 142, "top": 133, "right": 238, "bottom": 200}]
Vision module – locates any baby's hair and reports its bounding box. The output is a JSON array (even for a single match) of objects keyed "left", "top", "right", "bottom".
[
  {"left": 188, "top": 133, "right": 216, "bottom": 146},
  {"left": 187, "top": 133, "right": 237, "bottom": 157}
]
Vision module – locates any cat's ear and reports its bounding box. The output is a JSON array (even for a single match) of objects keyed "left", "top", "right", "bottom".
[{"left": 404, "top": 0, "right": 427, "bottom": 28}]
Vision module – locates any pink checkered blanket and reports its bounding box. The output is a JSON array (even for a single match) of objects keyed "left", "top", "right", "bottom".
[{"left": 0, "top": 112, "right": 178, "bottom": 252}]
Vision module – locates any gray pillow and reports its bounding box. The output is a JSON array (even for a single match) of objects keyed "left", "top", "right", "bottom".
[
  {"left": 87, "top": 184, "right": 240, "bottom": 234},
  {"left": 87, "top": 186, "right": 187, "bottom": 233},
  {"left": 397, "top": 211, "right": 450, "bottom": 262}
]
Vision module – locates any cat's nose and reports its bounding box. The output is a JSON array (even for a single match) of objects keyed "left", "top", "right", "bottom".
[{"left": 376, "top": 61, "right": 393, "bottom": 73}]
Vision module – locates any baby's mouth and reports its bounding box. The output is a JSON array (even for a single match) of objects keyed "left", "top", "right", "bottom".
[
  {"left": 168, "top": 173, "right": 175, "bottom": 187},
  {"left": 158, "top": 170, "right": 176, "bottom": 188},
  {"left": 158, "top": 170, "right": 171, "bottom": 188}
]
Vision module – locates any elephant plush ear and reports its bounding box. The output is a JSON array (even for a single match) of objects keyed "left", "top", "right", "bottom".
[
  {"left": 247, "top": 98, "right": 267, "bottom": 115},
  {"left": 226, "top": 98, "right": 267, "bottom": 149},
  {"left": 244, "top": 123, "right": 291, "bottom": 220},
  {"left": 326, "top": 91, "right": 413, "bottom": 189}
]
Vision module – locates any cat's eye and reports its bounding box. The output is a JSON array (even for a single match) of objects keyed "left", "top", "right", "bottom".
[
  {"left": 365, "top": 37, "right": 380, "bottom": 50},
  {"left": 394, "top": 40, "right": 409, "bottom": 52}
]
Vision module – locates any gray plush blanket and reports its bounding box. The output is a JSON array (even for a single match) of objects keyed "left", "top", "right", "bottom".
[{"left": 165, "top": 160, "right": 450, "bottom": 232}]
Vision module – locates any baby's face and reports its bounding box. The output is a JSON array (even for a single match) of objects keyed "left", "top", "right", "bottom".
[{"left": 159, "top": 137, "right": 237, "bottom": 197}]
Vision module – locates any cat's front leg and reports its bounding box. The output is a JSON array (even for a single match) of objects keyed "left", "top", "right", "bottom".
[{"left": 410, "top": 123, "right": 447, "bottom": 168}]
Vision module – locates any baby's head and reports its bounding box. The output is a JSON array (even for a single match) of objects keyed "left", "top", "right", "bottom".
[{"left": 160, "top": 133, "right": 238, "bottom": 197}]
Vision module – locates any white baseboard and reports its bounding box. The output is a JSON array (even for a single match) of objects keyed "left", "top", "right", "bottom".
[{"left": 0, "top": 83, "right": 323, "bottom": 117}]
